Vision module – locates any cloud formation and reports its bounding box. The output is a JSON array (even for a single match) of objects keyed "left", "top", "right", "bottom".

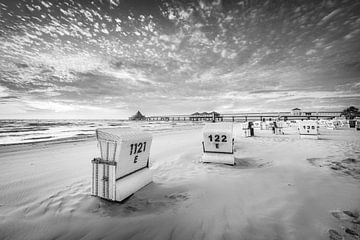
[{"left": 0, "top": 0, "right": 359, "bottom": 118}]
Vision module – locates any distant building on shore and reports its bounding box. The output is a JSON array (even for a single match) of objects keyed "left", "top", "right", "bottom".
[
  {"left": 129, "top": 111, "right": 146, "bottom": 121},
  {"left": 289, "top": 108, "right": 340, "bottom": 119},
  {"left": 291, "top": 108, "right": 302, "bottom": 116},
  {"left": 189, "top": 111, "right": 220, "bottom": 121}
]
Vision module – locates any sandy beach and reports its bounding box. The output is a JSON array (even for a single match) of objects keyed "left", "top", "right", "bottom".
[{"left": 0, "top": 125, "right": 359, "bottom": 240}]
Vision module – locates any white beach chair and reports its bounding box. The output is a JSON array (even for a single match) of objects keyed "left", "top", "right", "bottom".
[
  {"left": 273, "top": 121, "right": 284, "bottom": 135},
  {"left": 298, "top": 121, "right": 319, "bottom": 139},
  {"left": 201, "top": 122, "right": 235, "bottom": 165},
  {"left": 92, "top": 128, "right": 153, "bottom": 202},
  {"left": 325, "top": 120, "right": 336, "bottom": 130}
]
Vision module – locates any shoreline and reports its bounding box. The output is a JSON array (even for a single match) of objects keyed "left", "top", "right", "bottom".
[
  {"left": 0, "top": 125, "right": 203, "bottom": 155},
  {"left": 0, "top": 124, "right": 359, "bottom": 240},
  {"left": 0, "top": 135, "right": 96, "bottom": 154}
]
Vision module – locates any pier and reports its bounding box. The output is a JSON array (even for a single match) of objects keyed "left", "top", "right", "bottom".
[{"left": 146, "top": 110, "right": 342, "bottom": 122}]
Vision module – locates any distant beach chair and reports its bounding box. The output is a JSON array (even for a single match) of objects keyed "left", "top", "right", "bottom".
[
  {"left": 298, "top": 121, "right": 319, "bottom": 139},
  {"left": 325, "top": 121, "right": 336, "bottom": 130},
  {"left": 242, "top": 122, "right": 254, "bottom": 137},
  {"left": 253, "top": 121, "right": 261, "bottom": 129},
  {"left": 273, "top": 121, "right": 284, "bottom": 135}
]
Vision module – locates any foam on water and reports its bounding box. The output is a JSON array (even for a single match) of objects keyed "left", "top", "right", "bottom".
[{"left": 0, "top": 120, "right": 200, "bottom": 145}]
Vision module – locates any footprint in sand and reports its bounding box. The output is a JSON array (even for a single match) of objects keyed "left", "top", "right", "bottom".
[
  {"left": 329, "top": 209, "right": 360, "bottom": 240},
  {"left": 342, "top": 158, "right": 358, "bottom": 164},
  {"left": 307, "top": 157, "right": 323, "bottom": 166},
  {"left": 307, "top": 157, "right": 360, "bottom": 180},
  {"left": 21, "top": 180, "right": 89, "bottom": 217},
  {"left": 165, "top": 192, "right": 189, "bottom": 201},
  {"left": 91, "top": 185, "right": 191, "bottom": 217},
  {"left": 329, "top": 229, "right": 343, "bottom": 240},
  {"left": 330, "top": 158, "right": 360, "bottom": 180}
]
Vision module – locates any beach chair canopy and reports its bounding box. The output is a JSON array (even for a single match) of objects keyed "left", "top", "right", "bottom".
[
  {"left": 96, "top": 128, "right": 152, "bottom": 142},
  {"left": 96, "top": 127, "right": 153, "bottom": 179}
]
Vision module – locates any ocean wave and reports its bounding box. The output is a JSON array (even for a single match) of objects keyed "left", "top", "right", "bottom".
[{"left": 0, "top": 120, "right": 199, "bottom": 145}]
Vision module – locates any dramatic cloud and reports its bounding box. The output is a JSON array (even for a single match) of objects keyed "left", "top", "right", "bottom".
[{"left": 0, "top": 0, "right": 359, "bottom": 118}]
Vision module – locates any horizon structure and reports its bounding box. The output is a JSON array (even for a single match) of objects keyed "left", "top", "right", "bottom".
[
  {"left": 145, "top": 108, "right": 344, "bottom": 122},
  {"left": 0, "top": 0, "right": 359, "bottom": 119}
]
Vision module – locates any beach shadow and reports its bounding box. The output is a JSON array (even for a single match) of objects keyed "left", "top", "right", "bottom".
[
  {"left": 234, "top": 157, "right": 272, "bottom": 168},
  {"left": 203, "top": 157, "right": 272, "bottom": 170},
  {"left": 20, "top": 180, "right": 191, "bottom": 219},
  {"left": 89, "top": 183, "right": 190, "bottom": 217},
  {"left": 317, "top": 137, "right": 331, "bottom": 141}
]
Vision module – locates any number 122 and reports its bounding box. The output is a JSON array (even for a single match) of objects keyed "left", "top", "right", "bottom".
[{"left": 208, "top": 134, "right": 227, "bottom": 142}]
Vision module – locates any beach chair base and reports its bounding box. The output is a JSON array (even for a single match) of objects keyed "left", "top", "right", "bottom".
[
  {"left": 115, "top": 168, "right": 152, "bottom": 202},
  {"left": 300, "top": 134, "right": 319, "bottom": 139},
  {"left": 200, "top": 153, "right": 235, "bottom": 165},
  {"left": 91, "top": 159, "right": 117, "bottom": 200},
  {"left": 92, "top": 159, "right": 152, "bottom": 202}
]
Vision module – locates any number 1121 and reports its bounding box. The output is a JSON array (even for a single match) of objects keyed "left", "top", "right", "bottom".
[{"left": 130, "top": 142, "right": 146, "bottom": 155}]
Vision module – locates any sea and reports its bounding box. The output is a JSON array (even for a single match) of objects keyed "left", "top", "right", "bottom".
[{"left": 0, "top": 119, "right": 198, "bottom": 145}]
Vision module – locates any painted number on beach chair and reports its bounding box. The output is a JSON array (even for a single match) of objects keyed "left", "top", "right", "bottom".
[
  {"left": 129, "top": 142, "right": 147, "bottom": 155},
  {"left": 208, "top": 134, "right": 227, "bottom": 142}
]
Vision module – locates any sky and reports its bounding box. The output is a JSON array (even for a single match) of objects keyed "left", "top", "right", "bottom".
[{"left": 0, "top": 0, "right": 359, "bottom": 119}]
